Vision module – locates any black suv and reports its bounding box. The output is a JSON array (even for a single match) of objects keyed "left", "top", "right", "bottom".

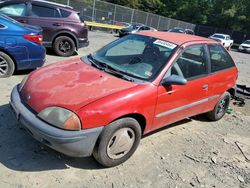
[{"left": 0, "top": 0, "right": 89, "bottom": 56}]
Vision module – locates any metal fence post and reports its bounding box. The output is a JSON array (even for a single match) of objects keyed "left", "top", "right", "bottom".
[
  {"left": 113, "top": 4, "right": 117, "bottom": 24},
  {"left": 145, "top": 13, "right": 149, "bottom": 25},
  {"left": 92, "top": 0, "right": 96, "bottom": 22},
  {"left": 67, "top": 0, "right": 69, "bottom": 6},
  {"left": 130, "top": 9, "right": 134, "bottom": 24},
  {"left": 167, "top": 18, "right": 171, "bottom": 30},
  {"left": 157, "top": 16, "right": 161, "bottom": 30}
]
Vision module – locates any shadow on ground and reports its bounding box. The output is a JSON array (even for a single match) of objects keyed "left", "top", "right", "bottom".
[
  {"left": 14, "top": 69, "right": 34, "bottom": 76},
  {"left": 0, "top": 103, "right": 207, "bottom": 172},
  {"left": 0, "top": 104, "right": 102, "bottom": 172},
  {"left": 45, "top": 48, "right": 78, "bottom": 56}
]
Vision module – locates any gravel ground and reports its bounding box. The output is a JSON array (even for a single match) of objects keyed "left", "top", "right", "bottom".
[{"left": 0, "top": 31, "right": 249, "bottom": 188}]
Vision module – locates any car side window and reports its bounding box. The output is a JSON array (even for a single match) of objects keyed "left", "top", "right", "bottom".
[
  {"left": 166, "top": 45, "right": 208, "bottom": 80},
  {"left": 31, "top": 4, "right": 60, "bottom": 18},
  {"left": 0, "top": 24, "right": 6, "bottom": 29},
  {"left": 60, "top": 9, "right": 71, "bottom": 18},
  {"left": 208, "top": 44, "right": 235, "bottom": 72},
  {"left": 138, "top": 26, "right": 144, "bottom": 31},
  {"left": 0, "top": 3, "right": 27, "bottom": 16}
]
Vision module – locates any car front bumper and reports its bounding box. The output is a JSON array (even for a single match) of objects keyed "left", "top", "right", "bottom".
[
  {"left": 10, "top": 85, "right": 103, "bottom": 157},
  {"left": 238, "top": 47, "right": 250, "bottom": 53}
]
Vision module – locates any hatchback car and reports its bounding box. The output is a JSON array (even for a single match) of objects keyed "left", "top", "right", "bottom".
[
  {"left": 238, "top": 40, "right": 250, "bottom": 53},
  {"left": 0, "top": 0, "right": 89, "bottom": 57},
  {"left": 10, "top": 32, "right": 238, "bottom": 167},
  {"left": 0, "top": 13, "right": 45, "bottom": 77},
  {"left": 119, "top": 24, "right": 156, "bottom": 37}
]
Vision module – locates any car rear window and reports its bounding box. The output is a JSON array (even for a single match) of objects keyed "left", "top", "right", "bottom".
[
  {"left": 208, "top": 44, "right": 235, "bottom": 72},
  {"left": 31, "top": 4, "right": 60, "bottom": 18}
]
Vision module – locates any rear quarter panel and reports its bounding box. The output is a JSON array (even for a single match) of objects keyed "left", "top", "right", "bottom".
[{"left": 206, "top": 67, "right": 238, "bottom": 111}]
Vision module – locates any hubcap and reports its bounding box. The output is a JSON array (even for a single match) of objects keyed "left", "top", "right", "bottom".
[
  {"left": 0, "top": 56, "right": 8, "bottom": 76},
  {"left": 217, "top": 98, "right": 228, "bottom": 117},
  {"left": 59, "top": 40, "right": 71, "bottom": 53},
  {"left": 107, "top": 128, "right": 135, "bottom": 159}
]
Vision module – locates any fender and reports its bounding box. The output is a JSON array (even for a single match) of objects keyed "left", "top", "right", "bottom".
[
  {"left": 49, "top": 30, "right": 79, "bottom": 49},
  {"left": 77, "top": 84, "right": 158, "bottom": 134}
]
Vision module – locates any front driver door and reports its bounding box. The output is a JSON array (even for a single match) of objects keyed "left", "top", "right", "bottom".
[{"left": 152, "top": 44, "right": 210, "bottom": 130}]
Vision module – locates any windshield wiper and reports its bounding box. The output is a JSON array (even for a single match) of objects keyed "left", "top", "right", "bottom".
[
  {"left": 87, "top": 54, "right": 134, "bottom": 82},
  {"left": 87, "top": 54, "right": 104, "bottom": 70},
  {"left": 104, "top": 68, "right": 135, "bottom": 82},
  {"left": 97, "top": 62, "right": 135, "bottom": 82}
]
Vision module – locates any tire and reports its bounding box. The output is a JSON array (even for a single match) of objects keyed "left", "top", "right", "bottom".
[
  {"left": 206, "top": 91, "right": 230, "bottom": 121},
  {"left": 0, "top": 52, "right": 15, "bottom": 78},
  {"left": 93, "top": 118, "right": 142, "bottom": 167},
  {"left": 53, "top": 36, "right": 75, "bottom": 57}
]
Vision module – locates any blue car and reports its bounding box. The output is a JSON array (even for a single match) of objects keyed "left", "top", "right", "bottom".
[{"left": 0, "top": 13, "right": 45, "bottom": 77}]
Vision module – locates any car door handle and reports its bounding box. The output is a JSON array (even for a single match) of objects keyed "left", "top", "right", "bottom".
[
  {"left": 202, "top": 84, "right": 209, "bottom": 90},
  {"left": 53, "top": 23, "right": 61, "bottom": 26}
]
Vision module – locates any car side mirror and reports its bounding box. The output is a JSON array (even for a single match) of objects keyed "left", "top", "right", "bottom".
[{"left": 161, "top": 75, "right": 187, "bottom": 86}]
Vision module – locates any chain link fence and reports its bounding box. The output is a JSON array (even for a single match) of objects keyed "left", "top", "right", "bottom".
[
  {"left": 50, "top": 0, "right": 249, "bottom": 44},
  {"left": 50, "top": 0, "right": 195, "bottom": 31}
]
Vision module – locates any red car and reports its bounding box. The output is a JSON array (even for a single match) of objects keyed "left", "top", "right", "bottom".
[{"left": 10, "top": 32, "right": 238, "bottom": 167}]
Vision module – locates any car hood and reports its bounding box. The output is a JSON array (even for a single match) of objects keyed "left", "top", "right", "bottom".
[{"left": 21, "top": 58, "right": 137, "bottom": 113}]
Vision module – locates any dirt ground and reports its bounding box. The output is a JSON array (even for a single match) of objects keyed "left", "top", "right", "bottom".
[{"left": 0, "top": 31, "right": 249, "bottom": 188}]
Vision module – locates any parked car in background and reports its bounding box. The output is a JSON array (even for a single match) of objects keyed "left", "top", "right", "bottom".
[
  {"left": 0, "top": 13, "right": 45, "bottom": 78},
  {"left": 238, "top": 40, "right": 250, "bottom": 53},
  {"left": 119, "top": 24, "right": 156, "bottom": 37},
  {"left": 11, "top": 32, "right": 238, "bottom": 167},
  {"left": 0, "top": 0, "right": 89, "bottom": 57},
  {"left": 209, "top": 33, "right": 233, "bottom": 50},
  {"left": 167, "top": 27, "right": 194, "bottom": 35}
]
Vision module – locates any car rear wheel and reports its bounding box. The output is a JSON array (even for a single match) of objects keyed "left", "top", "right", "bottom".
[
  {"left": 0, "top": 52, "right": 15, "bottom": 78},
  {"left": 206, "top": 91, "right": 230, "bottom": 121},
  {"left": 53, "top": 36, "right": 75, "bottom": 57},
  {"left": 93, "top": 118, "right": 141, "bottom": 167}
]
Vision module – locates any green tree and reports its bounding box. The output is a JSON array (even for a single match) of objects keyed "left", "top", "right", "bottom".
[{"left": 103, "top": 0, "right": 250, "bottom": 32}]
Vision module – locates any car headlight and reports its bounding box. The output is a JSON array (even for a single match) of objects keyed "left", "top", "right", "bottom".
[
  {"left": 38, "top": 107, "right": 81, "bottom": 131},
  {"left": 19, "top": 75, "right": 29, "bottom": 92}
]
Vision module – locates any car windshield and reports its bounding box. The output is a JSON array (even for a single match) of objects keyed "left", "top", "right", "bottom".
[
  {"left": 212, "top": 34, "right": 225, "bottom": 39},
  {"left": 89, "top": 34, "right": 177, "bottom": 81},
  {"left": 128, "top": 25, "right": 141, "bottom": 30},
  {"left": 168, "top": 28, "right": 184, "bottom": 33},
  {"left": 243, "top": 40, "right": 250, "bottom": 45}
]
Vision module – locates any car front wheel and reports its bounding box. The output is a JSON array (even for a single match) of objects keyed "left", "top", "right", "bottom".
[
  {"left": 93, "top": 118, "right": 142, "bottom": 167},
  {"left": 206, "top": 91, "right": 230, "bottom": 121},
  {"left": 0, "top": 52, "right": 15, "bottom": 78},
  {"left": 53, "top": 36, "right": 75, "bottom": 57}
]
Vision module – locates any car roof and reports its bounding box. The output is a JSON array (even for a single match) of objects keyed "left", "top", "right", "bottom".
[
  {"left": 137, "top": 31, "right": 214, "bottom": 45},
  {"left": 1, "top": 0, "right": 74, "bottom": 10}
]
